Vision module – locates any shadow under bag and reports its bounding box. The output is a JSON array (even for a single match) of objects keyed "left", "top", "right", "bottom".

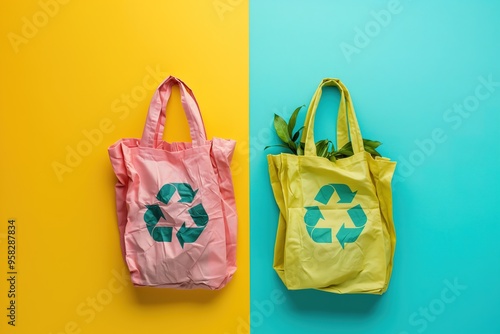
[
  {"left": 108, "top": 76, "right": 237, "bottom": 289},
  {"left": 268, "top": 78, "right": 397, "bottom": 294}
]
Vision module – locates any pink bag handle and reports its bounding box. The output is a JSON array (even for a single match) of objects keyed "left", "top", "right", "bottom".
[{"left": 140, "top": 76, "right": 207, "bottom": 147}]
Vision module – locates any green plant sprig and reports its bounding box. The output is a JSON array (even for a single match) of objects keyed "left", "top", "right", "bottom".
[{"left": 265, "top": 105, "right": 383, "bottom": 161}]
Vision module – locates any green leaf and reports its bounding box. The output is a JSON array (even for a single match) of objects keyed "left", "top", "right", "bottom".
[
  {"left": 338, "top": 148, "right": 354, "bottom": 156},
  {"left": 315, "top": 139, "right": 330, "bottom": 157},
  {"left": 337, "top": 141, "right": 354, "bottom": 156},
  {"left": 273, "top": 114, "right": 292, "bottom": 145},
  {"left": 297, "top": 145, "right": 303, "bottom": 155},
  {"left": 364, "top": 145, "right": 381, "bottom": 157},
  {"left": 288, "top": 106, "right": 303, "bottom": 137},
  {"left": 291, "top": 126, "right": 304, "bottom": 142},
  {"left": 329, "top": 140, "right": 335, "bottom": 153},
  {"left": 339, "top": 141, "right": 353, "bottom": 150},
  {"left": 297, "top": 142, "right": 305, "bottom": 155},
  {"left": 363, "top": 139, "right": 382, "bottom": 149},
  {"left": 268, "top": 108, "right": 385, "bottom": 160}
]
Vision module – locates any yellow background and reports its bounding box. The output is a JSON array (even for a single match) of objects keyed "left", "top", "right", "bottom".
[{"left": 0, "top": 1, "right": 248, "bottom": 333}]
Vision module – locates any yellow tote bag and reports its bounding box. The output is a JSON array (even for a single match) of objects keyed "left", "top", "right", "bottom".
[{"left": 267, "top": 78, "right": 397, "bottom": 294}]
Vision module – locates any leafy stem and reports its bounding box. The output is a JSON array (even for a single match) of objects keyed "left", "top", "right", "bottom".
[{"left": 265, "top": 105, "right": 383, "bottom": 160}]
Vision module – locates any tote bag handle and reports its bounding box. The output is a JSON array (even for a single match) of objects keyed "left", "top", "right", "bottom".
[
  {"left": 140, "top": 76, "right": 207, "bottom": 148},
  {"left": 301, "top": 78, "right": 364, "bottom": 156}
]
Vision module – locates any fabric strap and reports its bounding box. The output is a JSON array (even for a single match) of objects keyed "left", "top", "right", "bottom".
[
  {"left": 140, "top": 76, "right": 207, "bottom": 147},
  {"left": 301, "top": 78, "right": 364, "bottom": 156}
]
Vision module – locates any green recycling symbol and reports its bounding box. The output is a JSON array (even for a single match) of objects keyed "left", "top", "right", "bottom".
[
  {"left": 304, "top": 184, "right": 367, "bottom": 248},
  {"left": 143, "top": 183, "right": 208, "bottom": 248}
]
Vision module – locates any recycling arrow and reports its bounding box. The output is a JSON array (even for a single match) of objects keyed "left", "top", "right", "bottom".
[
  {"left": 157, "top": 183, "right": 198, "bottom": 204},
  {"left": 144, "top": 204, "right": 173, "bottom": 242},
  {"left": 177, "top": 203, "right": 209, "bottom": 247},
  {"left": 143, "top": 183, "right": 208, "bottom": 247},
  {"left": 314, "top": 184, "right": 357, "bottom": 204},
  {"left": 303, "top": 183, "right": 367, "bottom": 248},
  {"left": 304, "top": 206, "right": 331, "bottom": 243},
  {"left": 336, "top": 204, "right": 367, "bottom": 249}
]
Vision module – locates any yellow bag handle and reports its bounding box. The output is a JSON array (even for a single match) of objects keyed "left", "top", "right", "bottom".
[{"left": 301, "top": 78, "right": 364, "bottom": 156}]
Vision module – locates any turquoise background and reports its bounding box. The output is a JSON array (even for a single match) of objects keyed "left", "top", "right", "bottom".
[{"left": 250, "top": 1, "right": 500, "bottom": 333}]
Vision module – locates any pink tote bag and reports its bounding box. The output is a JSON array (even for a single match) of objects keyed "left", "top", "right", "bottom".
[{"left": 108, "top": 76, "right": 237, "bottom": 289}]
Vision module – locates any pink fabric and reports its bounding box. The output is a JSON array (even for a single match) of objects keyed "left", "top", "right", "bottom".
[{"left": 108, "top": 76, "right": 237, "bottom": 289}]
